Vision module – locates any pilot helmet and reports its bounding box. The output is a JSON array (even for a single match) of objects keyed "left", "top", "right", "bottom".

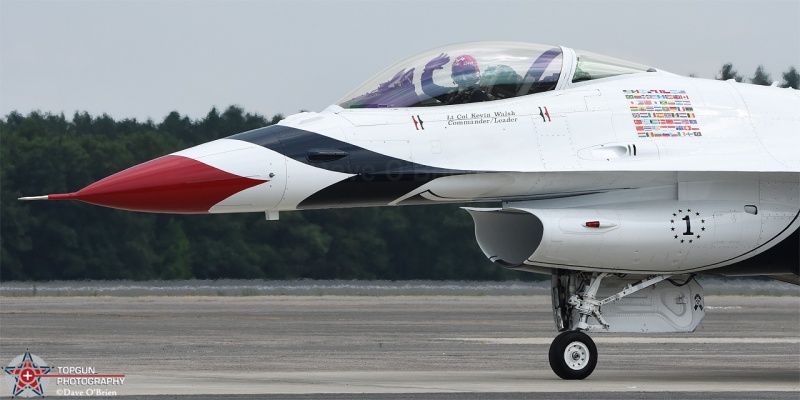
[{"left": 452, "top": 54, "right": 481, "bottom": 86}]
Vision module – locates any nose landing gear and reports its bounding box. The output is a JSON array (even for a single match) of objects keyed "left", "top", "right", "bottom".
[{"left": 547, "top": 272, "right": 704, "bottom": 379}]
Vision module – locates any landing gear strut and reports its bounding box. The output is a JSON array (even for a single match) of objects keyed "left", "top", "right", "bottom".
[
  {"left": 548, "top": 273, "right": 607, "bottom": 380},
  {"left": 547, "top": 272, "right": 701, "bottom": 379}
]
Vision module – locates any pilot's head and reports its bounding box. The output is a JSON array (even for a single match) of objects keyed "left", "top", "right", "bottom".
[{"left": 452, "top": 54, "right": 481, "bottom": 88}]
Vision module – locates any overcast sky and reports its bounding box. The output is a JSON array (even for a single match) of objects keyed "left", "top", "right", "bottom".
[{"left": 2, "top": 0, "right": 798, "bottom": 122}]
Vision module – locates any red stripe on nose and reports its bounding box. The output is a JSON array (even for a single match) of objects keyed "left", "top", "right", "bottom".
[{"left": 53, "top": 155, "right": 268, "bottom": 213}]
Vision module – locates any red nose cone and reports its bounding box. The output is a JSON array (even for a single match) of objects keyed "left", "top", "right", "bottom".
[{"left": 49, "top": 155, "right": 268, "bottom": 213}]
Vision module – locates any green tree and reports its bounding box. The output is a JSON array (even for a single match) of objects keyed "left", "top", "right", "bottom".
[
  {"left": 159, "top": 111, "right": 195, "bottom": 144},
  {"left": 717, "top": 63, "right": 743, "bottom": 82},
  {"left": 780, "top": 66, "right": 799, "bottom": 89},
  {"left": 156, "top": 218, "right": 192, "bottom": 279},
  {"left": 750, "top": 65, "right": 772, "bottom": 86}
]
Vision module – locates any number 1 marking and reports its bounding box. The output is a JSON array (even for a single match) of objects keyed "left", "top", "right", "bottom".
[{"left": 682, "top": 215, "right": 694, "bottom": 235}]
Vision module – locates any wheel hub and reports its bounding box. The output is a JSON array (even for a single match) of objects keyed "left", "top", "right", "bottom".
[{"left": 564, "top": 341, "right": 590, "bottom": 370}]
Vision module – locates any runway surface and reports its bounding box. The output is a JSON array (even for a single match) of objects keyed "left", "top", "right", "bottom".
[{"left": 1, "top": 294, "right": 798, "bottom": 399}]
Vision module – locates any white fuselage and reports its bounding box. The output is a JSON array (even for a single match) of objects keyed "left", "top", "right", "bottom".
[{"left": 166, "top": 73, "right": 798, "bottom": 275}]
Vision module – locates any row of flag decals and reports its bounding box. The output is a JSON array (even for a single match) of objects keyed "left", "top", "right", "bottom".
[{"left": 624, "top": 90, "right": 702, "bottom": 138}]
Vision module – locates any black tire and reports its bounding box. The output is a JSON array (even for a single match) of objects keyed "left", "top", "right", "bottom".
[{"left": 548, "top": 330, "right": 597, "bottom": 380}]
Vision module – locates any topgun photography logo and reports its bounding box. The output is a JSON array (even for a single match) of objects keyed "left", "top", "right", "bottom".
[
  {"left": 4, "top": 352, "right": 50, "bottom": 397},
  {"left": 4, "top": 352, "right": 125, "bottom": 397}
]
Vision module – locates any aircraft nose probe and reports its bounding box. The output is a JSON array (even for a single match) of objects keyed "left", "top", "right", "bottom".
[{"left": 18, "top": 154, "right": 268, "bottom": 213}]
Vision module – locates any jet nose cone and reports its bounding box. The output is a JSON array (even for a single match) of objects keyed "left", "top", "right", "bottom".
[{"left": 55, "top": 154, "right": 268, "bottom": 213}]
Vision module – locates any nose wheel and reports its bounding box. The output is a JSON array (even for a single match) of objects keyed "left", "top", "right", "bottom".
[{"left": 548, "top": 331, "right": 597, "bottom": 380}]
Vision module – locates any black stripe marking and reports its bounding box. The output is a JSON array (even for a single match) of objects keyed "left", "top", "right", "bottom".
[{"left": 228, "top": 125, "right": 469, "bottom": 208}]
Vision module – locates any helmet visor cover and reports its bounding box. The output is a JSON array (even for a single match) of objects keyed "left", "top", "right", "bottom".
[{"left": 452, "top": 55, "right": 480, "bottom": 85}]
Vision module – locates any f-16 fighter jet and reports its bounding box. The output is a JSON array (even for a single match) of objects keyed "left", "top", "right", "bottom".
[{"left": 22, "top": 42, "right": 799, "bottom": 379}]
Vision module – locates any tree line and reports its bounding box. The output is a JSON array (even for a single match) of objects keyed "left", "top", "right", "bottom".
[
  {"left": 714, "top": 64, "right": 798, "bottom": 88},
  {"left": 1, "top": 63, "right": 797, "bottom": 282}
]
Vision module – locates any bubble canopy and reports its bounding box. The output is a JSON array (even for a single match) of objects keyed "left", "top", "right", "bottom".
[{"left": 337, "top": 42, "right": 565, "bottom": 109}]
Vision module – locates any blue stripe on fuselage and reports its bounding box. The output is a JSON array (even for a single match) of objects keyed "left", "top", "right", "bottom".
[{"left": 227, "top": 125, "right": 469, "bottom": 208}]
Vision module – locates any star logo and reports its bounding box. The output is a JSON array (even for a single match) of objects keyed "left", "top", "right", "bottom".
[
  {"left": 4, "top": 352, "right": 51, "bottom": 397},
  {"left": 670, "top": 208, "right": 705, "bottom": 244}
]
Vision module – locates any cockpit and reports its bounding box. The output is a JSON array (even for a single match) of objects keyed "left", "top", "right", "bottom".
[{"left": 337, "top": 42, "right": 654, "bottom": 109}]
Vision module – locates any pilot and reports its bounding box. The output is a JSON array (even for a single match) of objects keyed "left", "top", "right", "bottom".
[{"left": 421, "top": 53, "right": 491, "bottom": 105}]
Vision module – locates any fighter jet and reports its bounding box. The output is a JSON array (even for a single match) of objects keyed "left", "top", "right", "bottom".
[{"left": 21, "top": 42, "right": 799, "bottom": 379}]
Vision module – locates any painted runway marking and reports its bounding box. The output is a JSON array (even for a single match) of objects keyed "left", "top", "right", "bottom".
[{"left": 442, "top": 337, "right": 800, "bottom": 345}]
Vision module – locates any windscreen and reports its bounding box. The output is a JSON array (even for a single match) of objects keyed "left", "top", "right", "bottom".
[
  {"left": 572, "top": 50, "right": 652, "bottom": 83},
  {"left": 338, "top": 42, "right": 564, "bottom": 109}
]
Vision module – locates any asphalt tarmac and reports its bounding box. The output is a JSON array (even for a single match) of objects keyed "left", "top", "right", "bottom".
[{"left": 1, "top": 294, "right": 798, "bottom": 399}]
